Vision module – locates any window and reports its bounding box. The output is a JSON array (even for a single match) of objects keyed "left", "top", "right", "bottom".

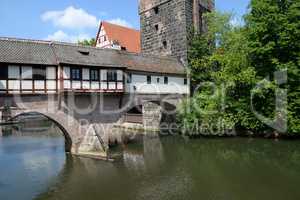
[
  {"left": 121, "top": 47, "right": 127, "bottom": 51},
  {"left": 147, "top": 76, "right": 151, "bottom": 84},
  {"left": 163, "top": 41, "right": 167, "bottom": 49},
  {"left": 100, "top": 36, "right": 107, "bottom": 43},
  {"left": 33, "top": 66, "right": 46, "bottom": 80},
  {"left": 90, "top": 69, "right": 99, "bottom": 81},
  {"left": 155, "top": 24, "right": 159, "bottom": 31},
  {"left": 107, "top": 70, "right": 117, "bottom": 81},
  {"left": 8, "top": 66, "right": 20, "bottom": 79},
  {"left": 164, "top": 77, "right": 168, "bottom": 84},
  {"left": 184, "top": 78, "right": 188, "bottom": 85},
  {"left": 0, "top": 64, "right": 8, "bottom": 79},
  {"left": 71, "top": 68, "right": 81, "bottom": 80},
  {"left": 157, "top": 77, "right": 160, "bottom": 83},
  {"left": 127, "top": 73, "right": 132, "bottom": 84},
  {"left": 154, "top": 6, "right": 159, "bottom": 14}
]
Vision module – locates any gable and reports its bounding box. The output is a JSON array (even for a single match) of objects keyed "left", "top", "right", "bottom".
[{"left": 96, "top": 21, "right": 141, "bottom": 53}]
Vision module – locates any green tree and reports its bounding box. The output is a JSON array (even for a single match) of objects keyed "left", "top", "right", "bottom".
[
  {"left": 179, "top": 0, "right": 300, "bottom": 136},
  {"left": 78, "top": 38, "right": 96, "bottom": 46},
  {"left": 245, "top": 0, "right": 300, "bottom": 134},
  {"left": 179, "top": 11, "right": 258, "bottom": 136}
]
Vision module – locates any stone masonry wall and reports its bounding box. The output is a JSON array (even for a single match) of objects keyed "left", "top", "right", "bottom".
[
  {"left": 139, "top": 0, "right": 214, "bottom": 65},
  {"left": 143, "top": 102, "right": 162, "bottom": 131}
]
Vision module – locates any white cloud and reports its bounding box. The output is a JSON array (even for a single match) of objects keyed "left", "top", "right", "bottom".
[
  {"left": 107, "top": 18, "right": 133, "bottom": 28},
  {"left": 41, "top": 6, "right": 98, "bottom": 29},
  {"left": 45, "top": 30, "right": 91, "bottom": 43}
]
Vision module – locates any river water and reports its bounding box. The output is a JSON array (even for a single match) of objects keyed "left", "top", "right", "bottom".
[{"left": 1, "top": 129, "right": 300, "bottom": 200}]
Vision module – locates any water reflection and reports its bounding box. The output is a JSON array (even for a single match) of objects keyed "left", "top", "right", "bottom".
[
  {"left": 0, "top": 136, "right": 66, "bottom": 200},
  {"left": 123, "top": 136, "right": 164, "bottom": 173},
  {"left": 2, "top": 128, "right": 300, "bottom": 200}
]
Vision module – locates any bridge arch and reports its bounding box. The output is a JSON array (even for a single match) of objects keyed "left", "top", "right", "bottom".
[{"left": 9, "top": 111, "right": 73, "bottom": 153}]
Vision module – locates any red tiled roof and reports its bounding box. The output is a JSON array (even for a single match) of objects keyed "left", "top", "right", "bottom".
[{"left": 96, "top": 21, "right": 141, "bottom": 53}]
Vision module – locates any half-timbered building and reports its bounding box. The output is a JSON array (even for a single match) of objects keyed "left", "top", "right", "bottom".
[{"left": 0, "top": 37, "right": 188, "bottom": 95}]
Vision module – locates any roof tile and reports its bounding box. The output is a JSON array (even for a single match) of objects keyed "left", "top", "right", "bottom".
[
  {"left": 0, "top": 37, "right": 185, "bottom": 75},
  {"left": 99, "top": 21, "right": 141, "bottom": 53}
]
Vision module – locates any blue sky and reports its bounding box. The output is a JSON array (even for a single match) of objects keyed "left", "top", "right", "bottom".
[{"left": 0, "top": 0, "right": 250, "bottom": 42}]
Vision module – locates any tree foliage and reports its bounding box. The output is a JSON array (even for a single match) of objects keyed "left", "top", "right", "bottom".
[
  {"left": 78, "top": 38, "right": 96, "bottom": 46},
  {"left": 178, "top": 0, "right": 300, "bottom": 136},
  {"left": 246, "top": 0, "right": 300, "bottom": 134}
]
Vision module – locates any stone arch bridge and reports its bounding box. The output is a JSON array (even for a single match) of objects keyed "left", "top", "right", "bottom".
[{"left": 0, "top": 93, "right": 183, "bottom": 159}]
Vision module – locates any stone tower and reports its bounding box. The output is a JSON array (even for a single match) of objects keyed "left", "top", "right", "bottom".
[{"left": 139, "top": 0, "right": 214, "bottom": 65}]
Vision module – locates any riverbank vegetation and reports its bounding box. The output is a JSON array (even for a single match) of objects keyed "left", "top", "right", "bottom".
[{"left": 178, "top": 0, "right": 300, "bottom": 137}]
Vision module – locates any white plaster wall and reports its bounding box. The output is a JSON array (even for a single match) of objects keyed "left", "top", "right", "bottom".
[
  {"left": 82, "top": 81, "right": 90, "bottom": 89},
  {"left": 117, "top": 82, "right": 123, "bottom": 90},
  {"left": 34, "top": 80, "right": 45, "bottom": 90},
  {"left": 72, "top": 81, "right": 81, "bottom": 89},
  {"left": 47, "top": 67, "right": 56, "bottom": 79},
  {"left": 126, "top": 74, "right": 189, "bottom": 94},
  {"left": 8, "top": 80, "right": 20, "bottom": 90},
  {"left": 64, "top": 80, "right": 71, "bottom": 89},
  {"left": 101, "top": 82, "right": 107, "bottom": 90},
  {"left": 21, "top": 80, "right": 33, "bottom": 90},
  {"left": 108, "top": 82, "right": 116, "bottom": 90},
  {"left": 91, "top": 82, "right": 100, "bottom": 90},
  {"left": 47, "top": 80, "right": 56, "bottom": 90}
]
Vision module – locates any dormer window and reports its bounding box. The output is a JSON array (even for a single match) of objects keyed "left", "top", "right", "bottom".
[{"left": 78, "top": 50, "right": 89, "bottom": 55}]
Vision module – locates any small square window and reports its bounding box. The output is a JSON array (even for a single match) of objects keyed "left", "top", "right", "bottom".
[
  {"left": 154, "top": 6, "right": 159, "bottom": 14},
  {"left": 164, "top": 77, "right": 168, "bottom": 84},
  {"left": 71, "top": 68, "right": 81, "bottom": 80},
  {"left": 127, "top": 73, "right": 132, "bottom": 83},
  {"left": 90, "top": 69, "right": 99, "bottom": 81},
  {"left": 184, "top": 78, "right": 188, "bottom": 85},
  {"left": 147, "top": 76, "right": 151, "bottom": 84},
  {"left": 107, "top": 70, "right": 117, "bottom": 81}
]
